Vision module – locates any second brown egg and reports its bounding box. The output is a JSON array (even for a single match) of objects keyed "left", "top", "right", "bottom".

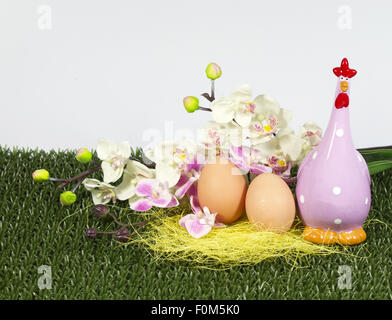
[
  {"left": 245, "top": 173, "right": 295, "bottom": 233},
  {"left": 197, "top": 157, "right": 247, "bottom": 224}
]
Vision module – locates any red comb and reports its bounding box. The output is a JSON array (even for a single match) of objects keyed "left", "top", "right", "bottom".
[{"left": 333, "top": 58, "right": 357, "bottom": 78}]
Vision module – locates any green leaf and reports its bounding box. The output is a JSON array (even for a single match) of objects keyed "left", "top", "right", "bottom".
[
  {"left": 367, "top": 160, "right": 392, "bottom": 175},
  {"left": 359, "top": 148, "right": 392, "bottom": 163}
]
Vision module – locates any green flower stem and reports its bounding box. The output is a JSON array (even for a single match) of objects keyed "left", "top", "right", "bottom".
[
  {"left": 132, "top": 217, "right": 158, "bottom": 226},
  {"left": 95, "top": 218, "right": 158, "bottom": 237},
  {"left": 129, "top": 220, "right": 152, "bottom": 237},
  {"left": 109, "top": 212, "right": 129, "bottom": 227},
  {"left": 96, "top": 231, "right": 116, "bottom": 235},
  {"left": 109, "top": 212, "right": 158, "bottom": 228},
  {"left": 200, "top": 80, "right": 216, "bottom": 103},
  {"left": 211, "top": 79, "right": 215, "bottom": 100}
]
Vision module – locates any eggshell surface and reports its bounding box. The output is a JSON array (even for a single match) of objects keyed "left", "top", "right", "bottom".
[
  {"left": 197, "top": 158, "right": 247, "bottom": 224},
  {"left": 246, "top": 173, "right": 295, "bottom": 233}
]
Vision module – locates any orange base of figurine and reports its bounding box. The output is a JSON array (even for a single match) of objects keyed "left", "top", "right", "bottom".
[{"left": 303, "top": 226, "right": 366, "bottom": 245}]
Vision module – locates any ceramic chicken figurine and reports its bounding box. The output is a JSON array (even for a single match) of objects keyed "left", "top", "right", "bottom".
[{"left": 296, "top": 58, "right": 371, "bottom": 245}]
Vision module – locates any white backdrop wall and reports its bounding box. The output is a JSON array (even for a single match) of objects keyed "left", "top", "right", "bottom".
[{"left": 0, "top": 0, "right": 391, "bottom": 151}]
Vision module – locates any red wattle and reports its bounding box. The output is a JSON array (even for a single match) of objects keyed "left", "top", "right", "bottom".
[{"left": 335, "top": 93, "right": 349, "bottom": 109}]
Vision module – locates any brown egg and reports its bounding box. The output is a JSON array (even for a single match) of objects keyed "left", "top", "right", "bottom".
[
  {"left": 197, "top": 158, "right": 247, "bottom": 224},
  {"left": 246, "top": 173, "right": 295, "bottom": 233}
]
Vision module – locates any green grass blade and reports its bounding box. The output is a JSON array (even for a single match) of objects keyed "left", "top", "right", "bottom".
[
  {"left": 367, "top": 160, "right": 392, "bottom": 175},
  {"left": 2, "top": 146, "right": 392, "bottom": 299},
  {"left": 359, "top": 148, "right": 392, "bottom": 163}
]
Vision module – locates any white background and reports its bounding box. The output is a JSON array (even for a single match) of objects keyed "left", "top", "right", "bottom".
[{"left": 0, "top": 0, "right": 391, "bottom": 151}]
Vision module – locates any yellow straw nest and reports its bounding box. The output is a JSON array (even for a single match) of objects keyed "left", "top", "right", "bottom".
[{"left": 127, "top": 206, "right": 346, "bottom": 269}]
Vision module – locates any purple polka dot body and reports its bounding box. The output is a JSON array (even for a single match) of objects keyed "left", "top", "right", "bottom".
[{"left": 296, "top": 63, "right": 371, "bottom": 233}]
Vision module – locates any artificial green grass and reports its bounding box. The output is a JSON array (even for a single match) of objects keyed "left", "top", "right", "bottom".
[{"left": 1, "top": 146, "right": 391, "bottom": 299}]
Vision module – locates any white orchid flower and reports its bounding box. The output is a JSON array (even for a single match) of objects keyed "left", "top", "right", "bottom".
[
  {"left": 299, "top": 121, "right": 322, "bottom": 148},
  {"left": 97, "top": 139, "right": 131, "bottom": 184},
  {"left": 115, "top": 160, "right": 154, "bottom": 201},
  {"left": 297, "top": 122, "right": 323, "bottom": 163},
  {"left": 248, "top": 95, "right": 292, "bottom": 145},
  {"left": 276, "top": 128, "right": 304, "bottom": 162},
  {"left": 199, "top": 207, "right": 220, "bottom": 227},
  {"left": 198, "top": 121, "right": 243, "bottom": 154},
  {"left": 83, "top": 178, "right": 116, "bottom": 205},
  {"left": 229, "top": 145, "right": 272, "bottom": 175},
  {"left": 253, "top": 127, "right": 303, "bottom": 163},
  {"left": 145, "top": 140, "right": 198, "bottom": 188},
  {"left": 252, "top": 138, "right": 280, "bottom": 162},
  {"left": 129, "top": 179, "right": 179, "bottom": 211},
  {"left": 248, "top": 142, "right": 295, "bottom": 182},
  {"left": 210, "top": 84, "right": 256, "bottom": 127}
]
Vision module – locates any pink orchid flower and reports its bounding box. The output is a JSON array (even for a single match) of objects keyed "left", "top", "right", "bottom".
[
  {"left": 229, "top": 145, "right": 272, "bottom": 175},
  {"left": 268, "top": 156, "right": 296, "bottom": 183},
  {"left": 130, "top": 178, "right": 179, "bottom": 211},
  {"left": 179, "top": 206, "right": 225, "bottom": 239},
  {"left": 174, "top": 159, "right": 203, "bottom": 199}
]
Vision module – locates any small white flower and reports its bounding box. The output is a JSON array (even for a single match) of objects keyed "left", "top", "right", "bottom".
[
  {"left": 248, "top": 95, "right": 292, "bottom": 145},
  {"left": 115, "top": 160, "right": 154, "bottom": 201},
  {"left": 210, "top": 84, "right": 255, "bottom": 127},
  {"left": 129, "top": 179, "right": 179, "bottom": 211},
  {"left": 145, "top": 140, "right": 198, "bottom": 187},
  {"left": 297, "top": 122, "right": 323, "bottom": 163},
  {"left": 252, "top": 138, "right": 280, "bottom": 162},
  {"left": 83, "top": 178, "right": 116, "bottom": 205},
  {"left": 97, "top": 139, "right": 131, "bottom": 184},
  {"left": 199, "top": 207, "right": 218, "bottom": 227},
  {"left": 198, "top": 121, "right": 243, "bottom": 152},
  {"left": 299, "top": 122, "right": 322, "bottom": 142},
  {"left": 277, "top": 127, "right": 304, "bottom": 162},
  {"left": 253, "top": 128, "right": 303, "bottom": 163}
]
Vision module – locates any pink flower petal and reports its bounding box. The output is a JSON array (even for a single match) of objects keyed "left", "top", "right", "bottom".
[
  {"left": 229, "top": 146, "right": 250, "bottom": 172},
  {"left": 175, "top": 176, "right": 197, "bottom": 199},
  {"left": 175, "top": 173, "right": 188, "bottom": 188},
  {"left": 167, "top": 195, "right": 179, "bottom": 208},
  {"left": 186, "top": 184, "right": 197, "bottom": 198},
  {"left": 151, "top": 194, "right": 172, "bottom": 207},
  {"left": 281, "top": 176, "right": 297, "bottom": 184},
  {"left": 135, "top": 179, "right": 155, "bottom": 197},
  {"left": 273, "top": 162, "right": 292, "bottom": 178},
  {"left": 185, "top": 157, "right": 203, "bottom": 173},
  {"left": 179, "top": 214, "right": 197, "bottom": 228},
  {"left": 185, "top": 218, "right": 212, "bottom": 238},
  {"left": 231, "top": 145, "right": 243, "bottom": 157},
  {"left": 130, "top": 198, "right": 153, "bottom": 211},
  {"left": 250, "top": 164, "right": 273, "bottom": 175},
  {"left": 229, "top": 157, "right": 249, "bottom": 173},
  {"left": 214, "top": 222, "right": 226, "bottom": 228},
  {"left": 190, "top": 195, "right": 202, "bottom": 214}
]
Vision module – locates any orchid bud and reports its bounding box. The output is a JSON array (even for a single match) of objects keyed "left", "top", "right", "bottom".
[
  {"left": 76, "top": 148, "right": 92, "bottom": 164},
  {"left": 60, "top": 191, "right": 77, "bottom": 206},
  {"left": 93, "top": 204, "right": 108, "bottom": 218},
  {"left": 205, "top": 62, "right": 222, "bottom": 80},
  {"left": 183, "top": 96, "right": 199, "bottom": 113},
  {"left": 115, "top": 228, "right": 130, "bottom": 242},
  {"left": 32, "top": 169, "right": 50, "bottom": 182},
  {"left": 85, "top": 228, "right": 97, "bottom": 239}
]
